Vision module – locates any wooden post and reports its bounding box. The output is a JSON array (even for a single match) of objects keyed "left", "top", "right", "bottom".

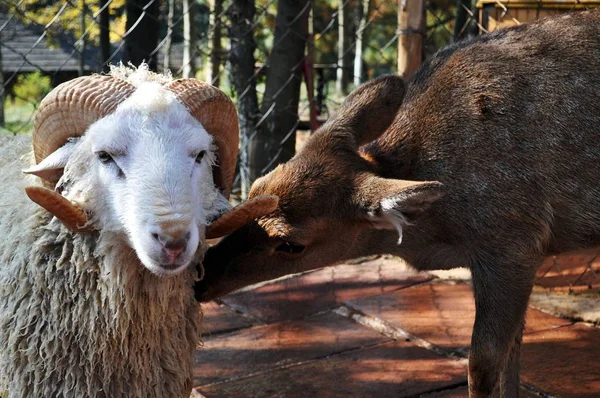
[{"left": 397, "top": 0, "right": 424, "bottom": 79}]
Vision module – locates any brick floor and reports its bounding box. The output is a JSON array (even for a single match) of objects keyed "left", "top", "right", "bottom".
[
  {"left": 536, "top": 248, "right": 600, "bottom": 292},
  {"left": 417, "top": 385, "right": 540, "bottom": 397},
  {"left": 222, "top": 257, "right": 432, "bottom": 323},
  {"left": 201, "top": 301, "right": 254, "bottom": 336},
  {"left": 195, "top": 311, "right": 389, "bottom": 387},
  {"left": 195, "top": 257, "right": 600, "bottom": 397},
  {"left": 521, "top": 323, "right": 600, "bottom": 398},
  {"left": 345, "top": 282, "right": 571, "bottom": 351},
  {"left": 196, "top": 340, "right": 467, "bottom": 398}
]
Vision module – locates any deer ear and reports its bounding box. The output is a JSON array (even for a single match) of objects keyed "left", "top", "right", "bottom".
[
  {"left": 357, "top": 176, "right": 443, "bottom": 243},
  {"left": 324, "top": 75, "right": 405, "bottom": 147}
]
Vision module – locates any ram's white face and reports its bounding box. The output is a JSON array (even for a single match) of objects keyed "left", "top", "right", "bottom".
[{"left": 35, "top": 83, "right": 229, "bottom": 276}]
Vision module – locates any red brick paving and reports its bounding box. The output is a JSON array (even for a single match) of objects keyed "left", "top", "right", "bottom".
[
  {"left": 346, "top": 282, "right": 476, "bottom": 350},
  {"left": 194, "top": 311, "right": 389, "bottom": 386},
  {"left": 201, "top": 301, "right": 254, "bottom": 336},
  {"left": 221, "top": 258, "right": 432, "bottom": 323},
  {"left": 417, "top": 385, "right": 539, "bottom": 397},
  {"left": 195, "top": 257, "right": 599, "bottom": 397},
  {"left": 197, "top": 340, "right": 467, "bottom": 398},
  {"left": 536, "top": 249, "right": 600, "bottom": 292},
  {"left": 345, "top": 282, "right": 571, "bottom": 350},
  {"left": 521, "top": 323, "right": 600, "bottom": 398}
]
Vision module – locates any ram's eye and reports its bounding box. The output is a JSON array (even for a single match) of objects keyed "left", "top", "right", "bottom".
[
  {"left": 97, "top": 151, "right": 113, "bottom": 164},
  {"left": 195, "top": 151, "right": 206, "bottom": 164},
  {"left": 275, "top": 241, "right": 306, "bottom": 255}
]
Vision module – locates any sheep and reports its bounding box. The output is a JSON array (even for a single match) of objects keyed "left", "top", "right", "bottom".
[
  {"left": 0, "top": 64, "right": 276, "bottom": 398},
  {"left": 196, "top": 11, "right": 600, "bottom": 398}
]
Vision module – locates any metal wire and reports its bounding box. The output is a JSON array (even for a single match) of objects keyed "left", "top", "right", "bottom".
[{"left": 0, "top": 0, "right": 597, "bottom": 291}]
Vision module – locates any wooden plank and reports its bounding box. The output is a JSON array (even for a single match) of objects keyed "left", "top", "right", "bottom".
[
  {"left": 475, "top": 1, "right": 600, "bottom": 32},
  {"left": 477, "top": 0, "right": 600, "bottom": 6}
]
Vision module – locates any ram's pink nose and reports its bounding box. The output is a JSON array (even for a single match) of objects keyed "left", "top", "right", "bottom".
[{"left": 154, "top": 233, "right": 188, "bottom": 262}]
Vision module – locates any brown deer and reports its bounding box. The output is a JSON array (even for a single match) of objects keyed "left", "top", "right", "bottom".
[{"left": 197, "top": 11, "right": 600, "bottom": 397}]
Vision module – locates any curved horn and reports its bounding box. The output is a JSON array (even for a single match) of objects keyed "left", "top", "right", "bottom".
[
  {"left": 166, "top": 79, "right": 239, "bottom": 199},
  {"left": 205, "top": 195, "right": 279, "bottom": 239},
  {"left": 33, "top": 75, "right": 136, "bottom": 183},
  {"left": 25, "top": 187, "right": 91, "bottom": 232}
]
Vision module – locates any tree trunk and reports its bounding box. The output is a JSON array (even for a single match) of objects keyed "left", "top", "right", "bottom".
[
  {"left": 249, "top": 0, "right": 310, "bottom": 180},
  {"left": 99, "top": 0, "right": 111, "bottom": 72},
  {"left": 208, "top": 0, "right": 223, "bottom": 85},
  {"left": 163, "top": 0, "right": 175, "bottom": 73},
  {"left": 336, "top": 0, "right": 352, "bottom": 95},
  {"left": 228, "top": 0, "right": 260, "bottom": 197},
  {"left": 182, "top": 0, "right": 197, "bottom": 78},
  {"left": 124, "top": 0, "right": 160, "bottom": 70},
  {"left": 305, "top": 5, "right": 318, "bottom": 132},
  {"left": 0, "top": 35, "right": 4, "bottom": 128},
  {"left": 79, "top": 0, "right": 87, "bottom": 76},
  {"left": 453, "top": 0, "right": 472, "bottom": 42},
  {"left": 397, "top": 0, "right": 424, "bottom": 78},
  {"left": 353, "top": 0, "right": 370, "bottom": 86}
]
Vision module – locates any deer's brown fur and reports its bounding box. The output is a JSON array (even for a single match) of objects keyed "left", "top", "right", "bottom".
[{"left": 198, "top": 11, "right": 600, "bottom": 397}]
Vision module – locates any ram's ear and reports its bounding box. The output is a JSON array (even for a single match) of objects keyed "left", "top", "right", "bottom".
[
  {"left": 23, "top": 141, "right": 76, "bottom": 182},
  {"left": 357, "top": 176, "right": 443, "bottom": 243}
]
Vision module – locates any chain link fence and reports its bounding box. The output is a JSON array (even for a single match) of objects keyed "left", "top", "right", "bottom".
[{"left": 0, "top": 0, "right": 598, "bottom": 293}]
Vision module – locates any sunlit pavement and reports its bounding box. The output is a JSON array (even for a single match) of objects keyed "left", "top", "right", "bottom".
[{"left": 193, "top": 256, "right": 600, "bottom": 398}]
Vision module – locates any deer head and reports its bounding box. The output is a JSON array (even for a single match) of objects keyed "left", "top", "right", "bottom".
[{"left": 196, "top": 75, "right": 443, "bottom": 301}]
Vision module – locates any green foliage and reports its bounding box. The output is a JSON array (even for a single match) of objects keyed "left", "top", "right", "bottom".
[
  {"left": 426, "top": 0, "right": 457, "bottom": 56},
  {"left": 1, "top": 101, "right": 35, "bottom": 135},
  {"left": 363, "top": 0, "right": 401, "bottom": 77},
  {"left": 254, "top": 0, "right": 278, "bottom": 63},
  {"left": 311, "top": 0, "right": 400, "bottom": 79},
  {"left": 13, "top": 72, "right": 51, "bottom": 104},
  {"left": 14, "top": 0, "right": 127, "bottom": 46},
  {"left": 2, "top": 72, "right": 50, "bottom": 134}
]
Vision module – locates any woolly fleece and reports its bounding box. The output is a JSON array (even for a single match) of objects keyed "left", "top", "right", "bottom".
[{"left": 0, "top": 131, "right": 202, "bottom": 396}]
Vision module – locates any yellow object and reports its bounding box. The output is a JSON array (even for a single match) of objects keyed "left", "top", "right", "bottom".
[{"left": 475, "top": 0, "right": 600, "bottom": 32}]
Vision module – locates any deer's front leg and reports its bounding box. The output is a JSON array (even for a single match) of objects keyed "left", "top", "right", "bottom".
[{"left": 468, "top": 259, "right": 536, "bottom": 398}]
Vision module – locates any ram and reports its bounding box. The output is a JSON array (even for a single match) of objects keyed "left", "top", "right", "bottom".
[
  {"left": 0, "top": 65, "right": 274, "bottom": 397},
  {"left": 197, "top": 11, "right": 600, "bottom": 397}
]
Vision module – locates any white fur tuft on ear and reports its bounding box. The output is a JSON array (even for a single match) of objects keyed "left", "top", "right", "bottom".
[
  {"left": 380, "top": 197, "right": 411, "bottom": 245},
  {"left": 361, "top": 177, "right": 442, "bottom": 246}
]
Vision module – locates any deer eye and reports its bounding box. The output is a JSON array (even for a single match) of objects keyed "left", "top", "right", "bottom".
[{"left": 275, "top": 241, "right": 305, "bottom": 255}]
